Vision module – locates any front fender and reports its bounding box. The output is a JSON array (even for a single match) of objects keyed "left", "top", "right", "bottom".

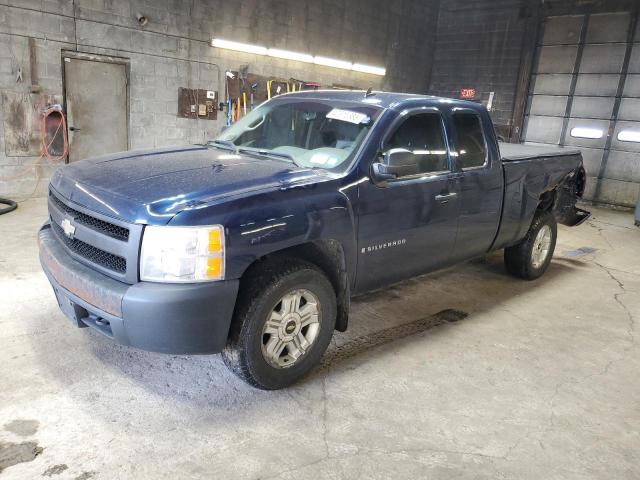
[{"left": 168, "top": 180, "right": 358, "bottom": 283}]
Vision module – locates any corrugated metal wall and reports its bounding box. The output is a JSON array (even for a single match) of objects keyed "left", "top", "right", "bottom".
[{"left": 523, "top": 10, "right": 640, "bottom": 207}]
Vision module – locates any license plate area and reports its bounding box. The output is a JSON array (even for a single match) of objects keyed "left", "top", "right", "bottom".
[
  {"left": 53, "top": 286, "right": 114, "bottom": 338},
  {"left": 53, "top": 286, "right": 88, "bottom": 328}
]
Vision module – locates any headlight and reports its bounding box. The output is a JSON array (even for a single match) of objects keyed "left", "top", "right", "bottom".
[{"left": 140, "top": 225, "right": 225, "bottom": 283}]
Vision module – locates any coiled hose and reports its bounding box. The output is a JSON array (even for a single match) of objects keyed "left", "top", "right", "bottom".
[{"left": 0, "top": 197, "right": 17, "bottom": 215}]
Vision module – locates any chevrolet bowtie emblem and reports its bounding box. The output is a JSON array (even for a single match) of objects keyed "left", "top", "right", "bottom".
[{"left": 60, "top": 218, "right": 76, "bottom": 238}]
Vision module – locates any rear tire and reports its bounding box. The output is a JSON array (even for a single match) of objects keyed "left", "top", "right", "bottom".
[
  {"left": 504, "top": 210, "right": 557, "bottom": 280},
  {"left": 222, "top": 258, "right": 336, "bottom": 390}
]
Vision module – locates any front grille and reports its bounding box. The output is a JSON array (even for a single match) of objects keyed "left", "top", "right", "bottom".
[
  {"left": 50, "top": 193, "right": 129, "bottom": 242},
  {"left": 52, "top": 220, "right": 127, "bottom": 274}
]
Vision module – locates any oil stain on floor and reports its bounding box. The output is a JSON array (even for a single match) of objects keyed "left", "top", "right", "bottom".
[
  {"left": 0, "top": 440, "right": 43, "bottom": 473},
  {"left": 3, "top": 419, "right": 39, "bottom": 437},
  {"left": 43, "top": 463, "right": 69, "bottom": 476}
]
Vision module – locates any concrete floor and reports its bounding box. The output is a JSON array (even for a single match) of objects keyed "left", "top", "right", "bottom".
[{"left": 1, "top": 199, "right": 639, "bottom": 480}]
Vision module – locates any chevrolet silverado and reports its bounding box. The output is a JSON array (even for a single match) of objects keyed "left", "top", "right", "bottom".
[{"left": 39, "top": 90, "right": 590, "bottom": 389}]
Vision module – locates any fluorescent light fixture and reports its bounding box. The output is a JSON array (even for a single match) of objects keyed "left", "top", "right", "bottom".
[
  {"left": 617, "top": 129, "right": 640, "bottom": 143},
  {"left": 268, "top": 48, "right": 314, "bottom": 63},
  {"left": 413, "top": 150, "right": 447, "bottom": 155},
  {"left": 212, "top": 38, "right": 267, "bottom": 55},
  {"left": 570, "top": 127, "right": 604, "bottom": 139},
  {"left": 314, "top": 56, "right": 353, "bottom": 70},
  {"left": 211, "top": 38, "right": 386, "bottom": 76},
  {"left": 352, "top": 63, "right": 386, "bottom": 76}
]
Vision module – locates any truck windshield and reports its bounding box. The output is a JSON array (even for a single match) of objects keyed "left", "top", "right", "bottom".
[{"left": 214, "top": 98, "right": 382, "bottom": 172}]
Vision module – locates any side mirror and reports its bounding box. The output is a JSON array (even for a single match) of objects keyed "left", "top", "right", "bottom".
[
  {"left": 370, "top": 148, "right": 415, "bottom": 184},
  {"left": 371, "top": 162, "right": 396, "bottom": 183}
]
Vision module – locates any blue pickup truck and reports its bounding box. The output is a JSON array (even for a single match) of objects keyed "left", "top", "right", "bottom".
[{"left": 39, "top": 90, "right": 590, "bottom": 389}]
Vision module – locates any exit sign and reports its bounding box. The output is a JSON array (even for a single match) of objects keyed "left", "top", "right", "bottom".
[{"left": 460, "top": 88, "right": 476, "bottom": 99}]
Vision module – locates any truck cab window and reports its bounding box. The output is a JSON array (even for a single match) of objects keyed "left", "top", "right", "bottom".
[
  {"left": 452, "top": 112, "right": 487, "bottom": 169},
  {"left": 385, "top": 113, "right": 449, "bottom": 176}
]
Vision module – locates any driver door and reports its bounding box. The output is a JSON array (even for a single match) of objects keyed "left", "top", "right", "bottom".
[{"left": 355, "top": 109, "right": 460, "bottom": 293}]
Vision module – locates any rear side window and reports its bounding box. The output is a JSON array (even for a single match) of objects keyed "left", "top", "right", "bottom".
[
  {"left": 385, "top": 113, "right": 449, "bottom": 176},
  {"left": 452, "top": 112, "right": 487, "bottom": 169}
]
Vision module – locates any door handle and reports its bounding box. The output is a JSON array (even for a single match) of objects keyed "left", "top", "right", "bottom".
[{"left": 435, "top": 192, "right": 457, "bottom": 204}]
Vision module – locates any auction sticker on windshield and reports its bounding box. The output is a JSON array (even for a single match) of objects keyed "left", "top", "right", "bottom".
[{"left": 326, "top": 109, "right": 370, "bottom": 125}]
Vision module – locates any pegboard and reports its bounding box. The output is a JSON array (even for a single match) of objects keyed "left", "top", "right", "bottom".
[{"left": 225, "top": 72, "right": 324, "bottom": 106}]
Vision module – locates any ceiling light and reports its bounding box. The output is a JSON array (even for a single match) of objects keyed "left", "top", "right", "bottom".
[
  {"left": 268, "top": 48, "right": 314, "bottom": 63},
  {"left": 352, "top": 64, "right": 386, "bottom": 76},
  {"left": 570, "top": 127, "right": 603, "bottom": 139},
  {"left": 211, "top": 38, "right": 267, "bottom": 55},
  {"left": 211, "top": 39, "right": 386, "bottom": 76},
  {"left": 314, "top": 56, "right": 353, "bottom": 70},
  {"left": 617, "top": 129, "right": 640, "bottom": 143}
]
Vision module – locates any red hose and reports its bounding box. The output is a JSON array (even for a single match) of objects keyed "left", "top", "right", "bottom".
[
  {"left": 40, "top": 106, "right": 69, "bottom": 162},
  {"left": 0, "top": 106, "right": 68, "bottom": 182}
]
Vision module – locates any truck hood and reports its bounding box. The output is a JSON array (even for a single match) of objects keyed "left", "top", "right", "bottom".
[{"left": 50, "top": 145, "right": 324, "bottom": 224}]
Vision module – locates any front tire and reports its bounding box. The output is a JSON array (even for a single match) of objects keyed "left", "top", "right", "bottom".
[
  {"left": 222, "top": 258, "right": 337, "bottom": 390},
  {"left": 504, "top": 210, "right": 557, "bottom": 280}
]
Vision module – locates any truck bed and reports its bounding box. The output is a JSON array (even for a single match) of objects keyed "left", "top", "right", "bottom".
[
  {"left": 493, "top": 141, "right": 585, "bottom": 251},
  {"left": 499, "top": 142, "right": 581, "bottom": 162}
]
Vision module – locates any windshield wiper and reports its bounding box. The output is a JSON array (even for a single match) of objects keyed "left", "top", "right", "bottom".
[
  {"left": 238, "top": 148, "right": 301, "bottom": 167},
  {"left": 209, "top": 140, "right": 238, "bottom": 152}
]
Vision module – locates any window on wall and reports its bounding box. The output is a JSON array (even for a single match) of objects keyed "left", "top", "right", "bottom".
[
  {"left": 452, "top": 112, "right": 487, "bottom": 168},
  {"left": 385, "top": 113, "right": 449, "bottom": 177}
]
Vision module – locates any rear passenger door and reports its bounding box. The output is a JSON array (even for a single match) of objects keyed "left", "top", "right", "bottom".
[
  {"left": 448, "top": 109, "right": 504, "bottom": 262},
  {"left": 356, "top": 109, "right": 460, "bottom": 292}
]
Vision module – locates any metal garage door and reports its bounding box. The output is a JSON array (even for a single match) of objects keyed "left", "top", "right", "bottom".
[{"left": 523, "top": 12, "right": 639, "bottom": 207}]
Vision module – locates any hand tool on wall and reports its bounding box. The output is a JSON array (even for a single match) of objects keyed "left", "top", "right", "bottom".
[
  {"left": 238, "top": 64, "right": 248, "bottom": 120},
  {"left": 250, "top": 83, "right": 257, "bottom": 110},
  {"left": 289, "top": 78, "right": 302, "bottom": 93},
  {"left": 225, "top": 71, "right": 236, "bottom": 126}
]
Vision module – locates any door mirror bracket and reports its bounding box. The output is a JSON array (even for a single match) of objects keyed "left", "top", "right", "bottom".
[{"left": 370, "top": 162, "right": 396, "bottom": 185}]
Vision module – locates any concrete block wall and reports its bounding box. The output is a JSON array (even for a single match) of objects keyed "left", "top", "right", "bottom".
[
  {"left": 428, "top": 0, "right": 529, "bottom": 131},
  {"left": 0, "top": 0, "right": 440, "bottom": 198}
]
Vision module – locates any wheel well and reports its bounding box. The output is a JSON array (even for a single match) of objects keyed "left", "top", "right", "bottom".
[
  {"left": 538, "top": 189, "right": 556, "bottom": 212},
  {"left": 240, "top": 240, "right": 350, "bottom": 332},
  {"left": 539, "top": 168, "right": 586, "bottom": 215}
]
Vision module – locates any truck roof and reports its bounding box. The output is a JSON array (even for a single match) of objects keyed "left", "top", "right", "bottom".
[{"left": 283, "top": 90, "right": 483, "bottom": 112}]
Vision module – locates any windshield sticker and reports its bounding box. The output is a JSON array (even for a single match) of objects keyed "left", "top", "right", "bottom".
[
  {"left": 309, "top": 153, "right": 340, "bottom": 167},
  {"left": 309, "top": 155, "right": 328, "bottom": 165},
  {"left": 326, "top": 108, "right": 370, "bottom": 125}
]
